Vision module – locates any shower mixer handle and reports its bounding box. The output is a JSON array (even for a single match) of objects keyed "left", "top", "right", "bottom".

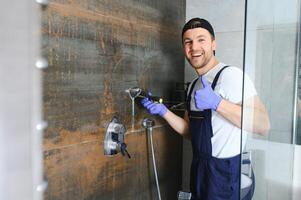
[
  {"left": 104, "top": 116, "right": 131, "bottom": 159},
  {"left": 120, "top": 142, "right": 131, "bottom": 159}
]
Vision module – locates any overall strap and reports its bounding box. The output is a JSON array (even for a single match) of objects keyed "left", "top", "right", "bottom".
[
  {"left": 211, "top": 65, "right": 229, "bottom": 90},
  {"left": 186, "top": 65, "right": 230, "bottom": 113},
  {"left": 186, "top": 78, "right": 199, "bottom": 113}
]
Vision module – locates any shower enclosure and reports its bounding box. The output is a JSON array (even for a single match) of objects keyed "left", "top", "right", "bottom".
[
  {"left": 2, "top": 1, "right": 301, "bottom": 200},
  {"left": 241, "top": 0, "right": 301, "bottom": 199}
]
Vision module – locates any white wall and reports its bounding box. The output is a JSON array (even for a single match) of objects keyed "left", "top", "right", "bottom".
[
  {"left": 184, "top": 1, "right": 301, "bottom": 200},
  {"left": 293, "top": 146, "right": 301, "bottom": 200},
  {"left": 0, "top": 1, "right": 44, "bottom": 200},
  {"left": 246, "top": 138, "right": 295, "bottom": 200}
]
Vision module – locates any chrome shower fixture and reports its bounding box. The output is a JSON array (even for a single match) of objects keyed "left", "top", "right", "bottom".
[
  {"left": 125, "top": 87, "right": 142, "bottom": 100},
  {"left": 125, "top": 87, "right": 142, "bottom": 120},
  {"left": 104, "top": 116, "right": 131, "bottom": 158},
  {"left": 125, "top": 87, "right": 164, "bottom": 128},
  {"left": 142, "top": 118, "right": 155, "bottom": 129}
]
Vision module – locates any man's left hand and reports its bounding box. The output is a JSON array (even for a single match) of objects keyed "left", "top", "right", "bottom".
[{"left": 194, "top": 76, "right": 222, "bottom": 111}]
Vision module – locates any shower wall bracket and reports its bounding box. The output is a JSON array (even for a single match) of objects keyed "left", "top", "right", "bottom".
[{"left": 104, "top": 116, "right": 131, "bottom": 158}]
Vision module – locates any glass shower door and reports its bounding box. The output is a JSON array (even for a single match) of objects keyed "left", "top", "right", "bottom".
[{"left": 241, "top": 0, "right": 300, "bottom": 199}]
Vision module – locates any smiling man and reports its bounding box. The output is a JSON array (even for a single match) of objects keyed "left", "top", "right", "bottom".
[{"left": 141, "top": 18, "right": 270, "bottom": 200}]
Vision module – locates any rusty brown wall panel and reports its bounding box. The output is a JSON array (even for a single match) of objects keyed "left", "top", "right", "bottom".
[{"left": 42, "top": 0, "right": 185, "bottom": 199}]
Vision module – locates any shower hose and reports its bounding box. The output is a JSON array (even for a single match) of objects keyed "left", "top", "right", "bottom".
[
  {"left": 143, "top": 118, "right": 161, "bottom": 200},
  {"left": 148, "top": 126, "right": 161, "bottom": 200}
]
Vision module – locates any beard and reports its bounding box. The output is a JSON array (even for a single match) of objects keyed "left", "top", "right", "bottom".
[{"left": 188, "top": 52, "right": 213, "bottom": 69}]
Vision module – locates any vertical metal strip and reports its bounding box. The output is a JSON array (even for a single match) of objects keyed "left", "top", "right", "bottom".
[
  {"left": 292, "top": 0, "right": 301, "bottom": 145},
  {"left": 32, "top": 2, "right": 46, "bottom": 200},
  {"left": 240, "top": 0, "right": 248, "bottom": 198},
  {"left": 291, "top": 1, "right": 301, "bottom": 198}
]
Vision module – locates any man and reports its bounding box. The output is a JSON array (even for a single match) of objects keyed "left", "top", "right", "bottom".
[{"left": 141, "top": 18, "right": 270, "bottom": 200}]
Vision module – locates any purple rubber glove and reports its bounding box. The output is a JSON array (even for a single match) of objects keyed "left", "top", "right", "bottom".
[
  {"left": 194, "top": 76, "right": 222, "bottom": 110},
  {"left": 141, "top": 98, "right": 167, "bottom": 117}
]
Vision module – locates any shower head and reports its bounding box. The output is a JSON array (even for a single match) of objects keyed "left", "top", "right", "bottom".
[{"left": 125, "top": 87, "right": 142, "bottom": 100}]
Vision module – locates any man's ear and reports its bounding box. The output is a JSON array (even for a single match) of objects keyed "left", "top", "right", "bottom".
[{"left": 212, "top": 39, "right": 217, "bottom": 51}]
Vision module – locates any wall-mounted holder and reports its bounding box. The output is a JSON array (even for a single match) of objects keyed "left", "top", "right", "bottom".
[{"left": 104, "top": 116, "right": 131, "bottom": 158}]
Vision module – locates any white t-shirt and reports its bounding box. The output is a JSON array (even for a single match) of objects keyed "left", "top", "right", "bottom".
[{"left": 187, "top": 63, "right": 257, "bottom": 158}]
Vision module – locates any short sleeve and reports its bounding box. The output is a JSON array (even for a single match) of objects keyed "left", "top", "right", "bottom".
[{"left": 218, "top": 67, "right": 257, "bottom": 103}]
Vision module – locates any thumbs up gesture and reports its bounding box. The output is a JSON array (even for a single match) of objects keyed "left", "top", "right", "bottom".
[{"left": 194, "top": 76, "right": 222, "bottom": 111}]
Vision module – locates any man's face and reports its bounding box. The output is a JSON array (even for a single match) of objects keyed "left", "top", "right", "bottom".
[{"left": 183, "top": 27, "right": 216, "bottom": 70}]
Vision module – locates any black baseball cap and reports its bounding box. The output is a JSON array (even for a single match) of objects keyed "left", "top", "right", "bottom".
[{"left": 182, "top": 18, "right": 215, "bottom": 40}]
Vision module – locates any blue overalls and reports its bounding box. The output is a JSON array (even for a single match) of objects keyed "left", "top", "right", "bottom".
[{"left": 187, "top": 66, "right": 241, "bottom": 200}]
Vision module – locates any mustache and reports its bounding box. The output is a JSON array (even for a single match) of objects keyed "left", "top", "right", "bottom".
[{"left": 189, "top": 50, "right": 204, "bottom": 54}]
